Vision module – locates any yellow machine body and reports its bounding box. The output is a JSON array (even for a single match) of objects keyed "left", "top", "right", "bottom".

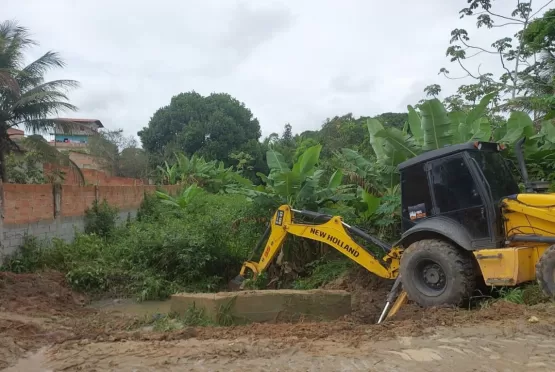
[
  {"left": 236, "top": 192, "right": 555, "bottom": 322},
  {"left": 473, "top": 193, "right": 555, "bottom": 286}
]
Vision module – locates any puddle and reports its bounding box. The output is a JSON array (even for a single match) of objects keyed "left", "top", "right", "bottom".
[{"left": 87, "top": 298, "right": 172, "bottom": 317}]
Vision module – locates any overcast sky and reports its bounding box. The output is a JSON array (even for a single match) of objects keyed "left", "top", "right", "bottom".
[{"left": 4, "top": 0, "right": 550, "bottom": 143}]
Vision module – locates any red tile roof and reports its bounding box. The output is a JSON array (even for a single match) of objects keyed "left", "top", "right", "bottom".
[
  {"left": 54, "top": 118, "right": 104, "bottom": 128},
  {"left": 7, "top": 128, "right": 24, "bottom": 135}
]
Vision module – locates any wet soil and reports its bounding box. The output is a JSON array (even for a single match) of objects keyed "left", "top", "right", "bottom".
[{"left": 2, "top": 269, "right": 555, "bottom": 371}]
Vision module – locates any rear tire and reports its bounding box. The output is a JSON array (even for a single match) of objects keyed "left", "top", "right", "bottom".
[
  {"left": 535, "top": 244, "right": 555, "bottom": 299},
  {"left": 400, "top": 239, "right": 476, "bottom": 307}
]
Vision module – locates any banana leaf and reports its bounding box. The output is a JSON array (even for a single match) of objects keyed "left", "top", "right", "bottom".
[
  {"left": 420, "top": 98, "right": 453, "bottom": 150},
  {"left": 292, "top": 144, "right": 321, "bottom": 178},
  {"left": 466, "top": 92, "right": 496, "bottom": 126},
  {"left": 499, "top": 111, "right": 534, "bottom": 144},
  {"left": 374, "top": 127, "right": 420, "bottom": 159},
  {"left": 407, "top": 105, "right": 423, "bottom": 144},
  {"left": 266, "top": 148, "right": 289, "bottom": 171},
  {"left": 328, "top": 170, "right": 343, "bottom": 189},
  {"left": 367, "top": 118, "right": 388, "bottom": 162}
]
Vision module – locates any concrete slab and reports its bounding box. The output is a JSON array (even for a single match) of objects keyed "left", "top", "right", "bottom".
[{"left": 170, "top": 289, "right": 351, "bottom": 324}]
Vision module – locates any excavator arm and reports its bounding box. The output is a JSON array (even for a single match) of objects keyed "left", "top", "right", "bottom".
[{"left": 230, "top": 204, "right": 407, "bottom": 323}]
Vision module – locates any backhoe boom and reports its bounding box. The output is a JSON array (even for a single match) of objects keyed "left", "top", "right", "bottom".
[{"left": 236, "top": 205, "right": 401, "bottom": 282}]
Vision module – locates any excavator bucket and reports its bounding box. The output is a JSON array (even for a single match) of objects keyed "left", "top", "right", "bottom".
[{"left": 228, "top": 275, "right": 245, "bottom": 291}]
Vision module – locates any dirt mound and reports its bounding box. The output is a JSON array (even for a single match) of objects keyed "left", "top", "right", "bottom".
[
  {"left": 0, "top": 271, "right": 90, "bottom": 368},
  {"left": 323, "top": 266, "right": 395, "bottom": 322},
  {"left": 81, "top": 300, "right": 545, "bottom": 349},
  {"left": 2, "top": 269, "right": 554, "bottom": 370},
  {"left": 0, "top": 271, "right": 88, "bottom": 316}
]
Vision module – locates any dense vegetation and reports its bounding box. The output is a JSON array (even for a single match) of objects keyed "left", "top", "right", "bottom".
[{"left": 3, "top": 1, "right": 555, "bottom": 300}]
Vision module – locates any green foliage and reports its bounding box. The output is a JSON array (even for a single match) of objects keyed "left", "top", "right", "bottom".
[
  {"left": 420, "top": 98, "right": 453, "bottom": 150},
  {"left": 229, "top": 151, "right": 254, "bottom": 173},
  {"left": 0, "top": 235, "right": 46, "bottom": 273},
  {"left": 293, "top": 258, "right": 352, "bottom": 290},
  {"left": 156, "top": 184, "right": 202, "bottom": 209},
  {"left": 88, "top": 129, "right": 149, "bottom": 179},
  {"left": 84, "top": 199, "right": 119, "bottom": 238},
  {"left": 138, "top": 91, "right": 262, "bottom": 172},
  {"left": 5, "top": 151, "right": 45, "bottom": 184},
  {"left": 236, "top": 144, "right": 356, "bottom": 211},
  {"left": 156, "top": 152, "right": 252, "bottom": 193},
  {"left": 3, "top": 193, "right": 267, "bottom": 300},
  {"left": 293, "top": 138, "right": 320, "bottom": 163},
  {"left": 0, "top": 20, "right": 79, "bottom": 182},
  {"left": 496, "top": 287, "right": 525, "bottom": 305},
  {"left": 136, "top": 192, "right": 161, "bottom": 222},
  {"left": 139, "top": 306, "right": 214, "bottom": 331},
  {"left": 242, "top": 272, "right": 269, "bottom": 290}
]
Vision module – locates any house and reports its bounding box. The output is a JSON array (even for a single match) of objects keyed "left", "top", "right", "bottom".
[
  {"left": 7, "top": 128, "right": 24, "bottom": 140},
  {"left": 49, "top": 118, "right": 104, "bottom": 148}
]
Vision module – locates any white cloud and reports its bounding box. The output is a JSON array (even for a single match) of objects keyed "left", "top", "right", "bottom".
[{"left": 4, "top": 0, "right": 552, "bottom": 142}]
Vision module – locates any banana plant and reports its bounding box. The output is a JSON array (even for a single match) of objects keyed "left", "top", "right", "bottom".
[
  {"left": 157, "top": 161, "right": 179, "bottom": 185},
  {"left": 447, "top": 92, "right": 496, "bottom": 142},
  {"left": 234, "top": 144, "right": 355, "bottom": 210},
  {"left": 155, "top": 183, "right": 203, "bottom": 209}
]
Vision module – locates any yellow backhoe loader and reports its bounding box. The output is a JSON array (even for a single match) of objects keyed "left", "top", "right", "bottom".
[{"left": 230, "top": 138, "right": 555, "bottom": 323}]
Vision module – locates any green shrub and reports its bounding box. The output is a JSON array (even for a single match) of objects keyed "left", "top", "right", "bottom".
[
  {"left": 293, "top": 258, "right": 353, "bottom": 290},
  {"left": 3, "top": 192, "right": 268, "bottom": 300},
  {"left": 84, "top": 199, "right": 118, "bottom": 238},
  {"left": 117, "top": 193, "right": 266, "bottom": 287},
  {"left": 136, "top": 192, "right": 163, "bottom": 222},
  {"left": 0, "top": 235, "right": 46, "bottom": 273}
]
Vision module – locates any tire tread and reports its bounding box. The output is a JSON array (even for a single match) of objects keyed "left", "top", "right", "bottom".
[{"left": 401, "top": 239, "right": 476, "bottom": 307}]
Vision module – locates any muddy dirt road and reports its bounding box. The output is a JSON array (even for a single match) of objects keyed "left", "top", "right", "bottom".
[
  {"left": 6, "top": 322, "right": 555, "bottom": 372},
  {"left": 3, "top": 271, "right": 555, "bottom": 371}
]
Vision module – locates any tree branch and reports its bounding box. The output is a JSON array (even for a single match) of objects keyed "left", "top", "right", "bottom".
[
  {"left": 458, "top": 60, "right": 480, "bottom": 79},
  {"left": 531, "top": 0, "right": 554, "bottom": 18},
  {"left": 441, "top": 71, "right": 471, "bottom": 80},
  {"left": 459, "top": 38, "right": 497, "bottom": 54},
  {"left": 499, "top": 52, "right": 516, "bottom": 85},
  {"left": 466, "top": 50, "right": 486, "bottom": 58},
  {"left": 486, "top": 9, "right": 524, "bottom": 23},
  {"left": 492, "top": 22, "right": 524, "bottom": 27}
]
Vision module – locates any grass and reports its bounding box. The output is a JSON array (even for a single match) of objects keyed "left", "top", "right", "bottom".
[
  {"left": 0, "top": 192, "right": 268, "bottom": 302},
  {"left": 478, "top": 283, "right": 552, "bottom": 309},
  {"left": 139, "top": 299, "right": 241, "bottom": 330},
  {"left": 293, "top": 258, "right": 353, "bottom": 290}
]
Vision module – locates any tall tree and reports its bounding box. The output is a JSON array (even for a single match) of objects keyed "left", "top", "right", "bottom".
[
  {"left": 138, "top": 91, "right": 262, "bottom": 168},
  {"left": 88, "top": 129, "right": 149, "bottom": 179},
  {"left": 436, "top": 1, "right": 553, "bottom": 117},
  {"left": 0, "top": 20, "right": 80, "bottom": 182}
]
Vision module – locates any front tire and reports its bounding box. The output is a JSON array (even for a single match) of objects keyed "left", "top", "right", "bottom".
[{"left": 400, "top": 239, "right": 476, "bottom": 307}]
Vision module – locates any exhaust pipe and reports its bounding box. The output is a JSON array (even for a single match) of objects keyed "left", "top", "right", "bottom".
[{"left": 514, "top": 137, "right": 532, "bottom": 193}]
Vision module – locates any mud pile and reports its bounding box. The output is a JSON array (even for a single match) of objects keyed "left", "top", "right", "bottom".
[
  {"left": 0, "top": 271, "right": 89, "bottom": 369},
  {"left": 0, "top": 271, "right": 87, "bottom": 316},
  {"left": 1, "top": 269, "right": 554, "bottom": 370}
]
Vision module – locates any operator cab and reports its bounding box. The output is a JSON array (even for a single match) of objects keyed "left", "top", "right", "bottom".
[{"left": 398, "top": 141, "right": 520, "bottom": 250}]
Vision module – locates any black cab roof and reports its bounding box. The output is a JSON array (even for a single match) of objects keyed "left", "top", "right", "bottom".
[{"left": 397, "top": 141, "right": 502, "bottom": 171}]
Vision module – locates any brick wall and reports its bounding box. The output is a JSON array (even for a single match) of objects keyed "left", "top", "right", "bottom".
[
  {"left": 0, "top": 184, "right": 182, "bottom": 263},
  {"left": 43, "top": 164, "right": 146, "bottom": 186}
]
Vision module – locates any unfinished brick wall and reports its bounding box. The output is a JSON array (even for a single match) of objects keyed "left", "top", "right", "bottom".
[
  {"left": 61, "top": 186, "right": 97, "bottom": 217},
  {"left": 43, "top": 164, "right": 146, "bottom": 186},
  {"left": 0, "top": 183, "right": 183, "bottom": 263},
  {"left": 3, "top": 184, "right": 55, "bottom": 224}
]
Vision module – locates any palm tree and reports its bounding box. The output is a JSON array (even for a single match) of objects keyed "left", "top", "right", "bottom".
[{"left": 0, "top": 19, "right": 81, "bottom": 183}]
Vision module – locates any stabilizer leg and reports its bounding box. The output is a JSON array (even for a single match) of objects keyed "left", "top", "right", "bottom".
[{"left": 377, "top": 275, "right": 406, "bottom": 324}]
